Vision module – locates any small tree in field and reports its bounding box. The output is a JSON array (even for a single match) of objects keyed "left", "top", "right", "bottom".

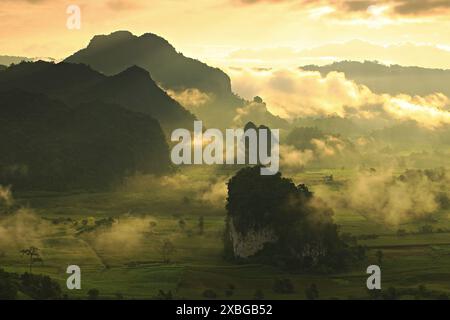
[
  {"left": 376, "top": 250, "right": 383, "bottom": 266},
  {"left": 198, "top": 216, "right": 204, "bottom": 235},
  {"left": 178, "top": 219, "right": 186, "bottom": 231},
  {"left": 159, "top": 239, "right": 176, "bottom": 264},
  {"left": 87, "top": 288, "right": 100, "bottom": 300},
  {"left": 305, "top": 284, "right": 319, "bottom": 300},
  {"left": 20, "top": 246, "right": 41, "bottom": 274}
]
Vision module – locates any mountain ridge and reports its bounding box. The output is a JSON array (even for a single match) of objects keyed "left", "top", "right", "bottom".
[
  {"left": 0, "top": 89, "right": 171, "bottom": 190},
  {"left": 65, "top": 30, "right": 248, "bottom": 128},
  {"left": 0, "top": 60, "right": 195, "bottom": 133},
  {"left": 301, "top": 60, "right": 450, "bottom": 97}
]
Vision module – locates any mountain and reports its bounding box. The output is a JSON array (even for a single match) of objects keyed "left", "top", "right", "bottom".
[
  {"left": 302, "top": 60, "right": 450, "bottom": 97},
  {"left": 66, "top": 31, "right": 232, "bottom": 98},
  {"left": 65, "top": 31, "right": 244, "bottom": 128},
  {"left": 233, "top": 96, "right": 289, "bottom": 129},
  {"left": 0, "top": 55, "right": 55, "bottom": 66},
  {"left": 0, "top": 55, "right": 32, "bottom": 66},
  {"left": 0, "top": 61, "right": 195, "bottom": 133},
  {"left": 0, "top": 90, "right": 171, "bottom": 190}
]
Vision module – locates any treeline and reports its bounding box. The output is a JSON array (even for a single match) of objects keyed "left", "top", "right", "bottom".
[{"left": 0, "top": 269, "right": 62, "bottom": 300}]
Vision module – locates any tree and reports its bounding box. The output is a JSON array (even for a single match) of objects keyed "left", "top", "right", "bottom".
[
  {"left": 159, "top": 239, "right": 176, "bottom": 264},
  {"left": 273, "top": 278, "right": 295, "bottom": 294},
  {"left": 384, "top": 287, "right": 398, "bottom": 300},
  {"left": 20, "top": 246, "right": 41, "bottom": 274},
  {"left": 203, "top": 289, "right": 217, "bottom": 299},
  {"left": 0, "top": 269, "right": 17, "bottom": 300},
  {"left": 87, "top": 288, "right": 100, "bottom": 300},
  {"left": 254, "top": 289, "right": 264, "bottom": 300},
  {"left": 198, "top": 216, "right": 204, "bottom": 235},
  {"left": 305, "top": 284, "right": 319, "bottom": 300},
  {"left": 156, "top": 289, "right": 173, "bottom": 300},
  {"left": 20, "top": 273, "right": 61, "bottom": 299},
  {"left": 225, "top": 283, "right": 235, "bottom": 297},
  {"left": 115, "top": 292, "right": 124, "bottom": 300},
  {"left": 376, "top": 250, "right": 383, "bottom": 266},
  {"left": 182, "top": 196, "right": 191, "bottom": 205}
]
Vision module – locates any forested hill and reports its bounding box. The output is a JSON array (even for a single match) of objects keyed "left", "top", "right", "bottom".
[
  {"left": 0, "top": 90, "right": 171, "bottom": 190},
  {"left": 0, "top": 61, "right": 195, "bottom": 133}
]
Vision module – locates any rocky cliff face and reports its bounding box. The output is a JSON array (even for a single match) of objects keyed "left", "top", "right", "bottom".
[{"left": 228, "top": 217, "right": 277, "bottom": 259}]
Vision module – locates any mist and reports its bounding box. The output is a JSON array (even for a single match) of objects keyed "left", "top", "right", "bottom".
[
  {"left": 0, "top": 185, "right": 13, "bottom": 207},
  {"left": 315, "top": 168, "right": 450, "bottom": 225},
  {"left": 0, "top": 208, "right": 53, "bottom": 251}
]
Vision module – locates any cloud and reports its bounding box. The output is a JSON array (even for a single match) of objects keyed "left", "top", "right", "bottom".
[
  {"left": 160, "top": 174, "right": 229, "bottom": 207},
  {"left": 316, "top": 168, "right": 450, "bottom": 225},
  {"left": 229, "top": 67, "right": 450, "bottom": 129},
  {"left": 234, "top": 0, "right": 294, "bottom": 4},
  {"left": 233, "top": 97, "right": 286, "bottom": 127},
  {"left": 227, "top": 40, "right": 450, "bottom": 69},
  {"left": 6, "top": 0, "right": 48, "bottom": 3},
  {"left": 232, "top": 0, "right": 450, "bottom": 18},
  {"left": 106, "top": 0, "right": 142, "bottom": 11},
  {"left": 280, "top": 145, "right": 315, "bottom": 169},
  {"left": 199, "top": 178, "right": 228, "bottom": 205},
  {"left": 159, "top": 174, "right": 190, "bottom": 189},
  {"left": 234, "top": 99, "right": 267, "bottom": 125},
  {"left": 392, "top": 0, "right": 450, "bottom": 16},
  {"left": 87, "top": 216, "right": 156, "bottom": 254},
  {"left": 121, "top": 173, "right": 231, "bottom": 208},
  {"left": 0, "top": 185, "right": 13, "bottom": 207},
  {"left": 280, "top": 135, "right": 351, "bottom": 169},
  {"left": 0, "top": 208, "right": 52, "bottom": 250},
  {"left": 166, "top": 88, "right": 213, "bottom": 110}
]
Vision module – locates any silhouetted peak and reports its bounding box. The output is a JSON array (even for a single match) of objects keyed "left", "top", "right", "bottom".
[
  {"left": 98, "top": 30, "right": 134, "bottom": 39},
  {"left": 244, "top": 121, "right": 257, "bottom": 131},
  {"left": 65, "top": 29, "right": 239, "bottom": 114},
  {"left": 140, "top": 32, "right": 176, "bottom": 51},
  {"left": 87, "top": 30, "right": 135, "bottom": 49},
  {"left": 253, "top": 96, "right": 263, "bottom": 104},
  {"left": 113, "top": 65, "right": 153, "bottom": 81},
  {"left": 86, "top": 30, "right": 176, "bottom": 53}
]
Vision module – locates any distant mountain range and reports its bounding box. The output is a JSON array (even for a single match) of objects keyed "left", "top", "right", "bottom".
[
  {"left": 302, "top": 60, "right": 450, "bottom": 97},
  {"left": 0, "top": 55, "right": 32, "bottom": 66},
  {"left": 0, "top": 55, "right": 55, "bottom": 66},
  {"left": 65, "top": 30, "right": 245, "bottom": 128},
  {"left": 0, "top": 60, "right": 195, "bottom": 133}
]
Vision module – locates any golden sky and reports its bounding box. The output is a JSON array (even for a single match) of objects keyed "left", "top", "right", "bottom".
[
  {"left": 1, "top": 0, "right": 450, "bottom": 129},
  {"left": 1, "top": 0, "right": 450, "bottom": 68}
]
